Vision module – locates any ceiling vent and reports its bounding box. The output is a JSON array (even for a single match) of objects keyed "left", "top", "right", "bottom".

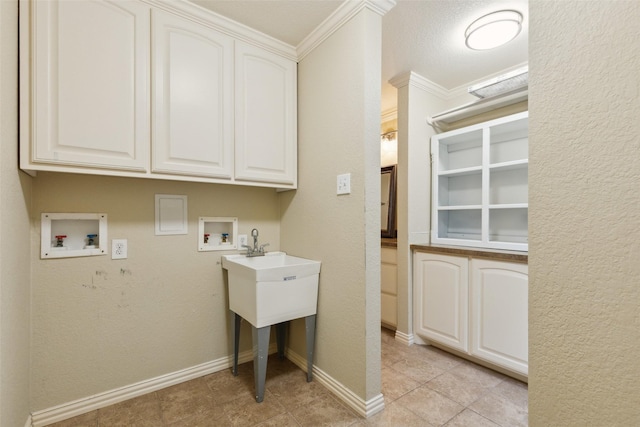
[{"left": 468, "top": 66, "right": 528, "bottom": 98}]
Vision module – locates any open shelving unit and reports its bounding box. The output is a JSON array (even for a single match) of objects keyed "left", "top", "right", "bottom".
[{"left": 431, "top": 111, "right": 528, "bottom": 251}]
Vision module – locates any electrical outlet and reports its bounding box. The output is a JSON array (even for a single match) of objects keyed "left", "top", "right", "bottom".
[
  {"left": 112, "top": 239, "right": 128, "bottom": 259},
  {"left": 337, "top": 173, "right": 351, "bottom": 195},
  {"left": 238, "top": 234, "right": 248, "bottom": 248}
]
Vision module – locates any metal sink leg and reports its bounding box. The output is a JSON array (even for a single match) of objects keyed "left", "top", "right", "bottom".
[
  {"left": 252, "top": 324, "right": 270, "bottom": 403},
  {"left": 305, "top": 314, "right": 316, "bottom": 382}
]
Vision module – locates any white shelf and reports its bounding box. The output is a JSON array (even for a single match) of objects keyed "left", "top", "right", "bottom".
[
  {"left": 431, "top": 111, "right": 528, "bottom": 252},
  {"left": 489, "top": 159, "right": 528, "bottom": 171},
  {"left": 438, "top": 205, "right": 482, "bottom": 211},
  {"left": 438, "top": 166, "right": 483, "bottom": 177},
  {"left": 489, "top": 204, "right": 528, "bottom": 209}
]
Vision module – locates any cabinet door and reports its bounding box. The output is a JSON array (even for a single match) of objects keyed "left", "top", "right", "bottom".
[
  {"left": 234, "top": 41, "right": 297, "bottom": 186},
  {"left": 28, "top": 0, "right": 150, "bottom": 171},
  {"left": 413, "top": 253, "right": 468, "bottom": 352},
  {"left": 381, "top": 247, "right": 397, "bottom": 327},
  {"left": 152, "top": 10, "right": 233, "bottom": 178},
  {"left": 470, "top": 259, "right": 528, "bottom": 375}
]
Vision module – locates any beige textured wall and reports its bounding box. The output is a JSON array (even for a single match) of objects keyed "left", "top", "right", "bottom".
[
  {"left": 30, "top": 172, "right": 280, "bottom": 410},
  {"left": 0, "top": 0, "right": 32, "bottom": 425},
  {"left": 280, "top": 8, "right": 381, "bottom": 400},
  {"left": 529, "top": 1, "right": 640, "bottom": 425}
]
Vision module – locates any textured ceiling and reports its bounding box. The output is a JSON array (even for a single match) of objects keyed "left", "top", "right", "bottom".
[
  {"left": 190, "top": 0, "right": 528, "bottom": 114},
  {"left": 381, "top": 0, "right": 528, "bottom": 111}
]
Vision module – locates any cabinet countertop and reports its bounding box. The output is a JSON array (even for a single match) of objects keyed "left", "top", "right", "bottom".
[
  {"left": 381, "top": 238, "right": 397, "bottom": 248},
  {"left": 411, "top": 244, "right": 527, "bottom": 263}
]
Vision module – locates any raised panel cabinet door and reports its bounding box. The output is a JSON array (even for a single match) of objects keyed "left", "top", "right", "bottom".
[
  {"left": 234, "top": 41, "right": 297, "bottom": 186},
  {"left": 381, "top": 293, "right": 398, "bottom": 328},
  {"left": 413, "top": 253, "right": 469, "bottom": 352},
  {"left": 381, "top": 247, "right": 398, "bottom": 327},
  {"left": 151, "top": 10, "right": 233, "bottom": 178},
  {"left": 381, "top": 262, "right": 397, "bottom": 295},
  {"left": 470, "top": 259, "right": 528, "bottom": 375},
  {"left": 29, "top": 0, "right": 150, "bottom": 171}
]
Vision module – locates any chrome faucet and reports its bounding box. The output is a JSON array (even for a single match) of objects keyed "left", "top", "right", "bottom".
[{"left": 242, "top": 228, "right": 269, "bottom": 257}]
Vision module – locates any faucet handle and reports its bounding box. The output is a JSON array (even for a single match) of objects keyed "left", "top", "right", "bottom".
[{"left": 259, "top": 243, "right": 269, "bottom": 252}]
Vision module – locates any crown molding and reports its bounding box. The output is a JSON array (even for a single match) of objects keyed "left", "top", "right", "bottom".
[
  {"left": 389, "top": 62, "right": 530, "bottom": 103},
  {"left": 142, "top": 0, "right": 297, "bottom": 61},
  {"left": 381, "top": 107, "right": 398, "bottom": 122},
  {"left": 297, "top": 0, "right": 396, "bottom": 61},
  {"left": 389, "top": 71, "right": 450, "bottom": 99}
]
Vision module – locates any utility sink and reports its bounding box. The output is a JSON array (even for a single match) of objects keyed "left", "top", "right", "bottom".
[{"left": 222, "top": 252, "right": 321, "bottom": 328}]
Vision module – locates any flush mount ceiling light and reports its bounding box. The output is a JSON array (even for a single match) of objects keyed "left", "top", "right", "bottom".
[{"left": 465, "top": 10, "right": 523, "bottom": 50}]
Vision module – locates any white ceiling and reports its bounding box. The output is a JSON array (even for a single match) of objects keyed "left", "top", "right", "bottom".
[{"left": 190, "top": 0, "right": 528, "bottom": 114}]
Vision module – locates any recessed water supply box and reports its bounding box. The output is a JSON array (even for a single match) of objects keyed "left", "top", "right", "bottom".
[
  {"left": 41, "top": 213, "right": 108, "bottom": 259},
  {"left": 198, "top": 217, "right": 238, "bottom": 251}
]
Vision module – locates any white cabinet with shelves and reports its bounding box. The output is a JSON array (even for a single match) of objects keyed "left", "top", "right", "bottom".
[
  {"left": 20, "top": 0, "right": 297, "bottom": 190},
  {"left": 431, "top": 112, "right": 528, "bottom": 251},
  {"left": 413, "top": 250, "right": 528, "bottom": 377}
]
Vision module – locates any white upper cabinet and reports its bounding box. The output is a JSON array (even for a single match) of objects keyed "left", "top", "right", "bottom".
[
  {"left": 151, "top": 10, "right": 233, "bottom": 179},
  {"left": 234, "top": 41, "right": 297, "bottom": 186},
  {"left": 21, "top": 0, "right": 298, "bottom": 189},
  {"left": 431, "top": 111, "right": 528, "bottom": 251},
  {"left": 24, "top": 0, "right": 150, "bottom": 171}
]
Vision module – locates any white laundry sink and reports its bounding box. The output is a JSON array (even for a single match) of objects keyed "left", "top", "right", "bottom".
[{"left": 222, "top": 252, "right": 321, "bottom": 328}]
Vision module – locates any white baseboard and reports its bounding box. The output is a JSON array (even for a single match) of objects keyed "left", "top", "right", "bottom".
[
  {"left": 285, "top": 349, "right": 385, "bottom": 418},
  {"left": 31, "top": 345, "right": 274, "bottom": 427},
  {"left": 31, "top": 343, "right": 386, "bottom": 426},
  {"left": 394, "top": 330, "right": 415, "bottom": 346}
]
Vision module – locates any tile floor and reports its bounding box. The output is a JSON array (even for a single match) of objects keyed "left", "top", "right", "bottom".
[{"left": 48, "top": 328, "right": 527, "bottom": 426}]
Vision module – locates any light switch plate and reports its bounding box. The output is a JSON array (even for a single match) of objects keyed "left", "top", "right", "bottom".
[{"left": 337, "top": 173, "right": 351, "bottom": 195}]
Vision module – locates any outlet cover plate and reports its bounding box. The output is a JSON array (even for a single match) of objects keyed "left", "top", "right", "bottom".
[
  {"left": 112, "top": 239, "right": 128, "bottom": 259},
  {"left": 337, "top": 173, "right": 351, "bottom": 195}
]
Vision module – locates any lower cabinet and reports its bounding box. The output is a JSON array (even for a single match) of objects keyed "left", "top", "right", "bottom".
[
  {"left": 470, "top": 259, "right": 528, "bottom": 375},
  {"left": 413, "top": 251, "right": 528, "bottom": 376},
  {"left": 381, "top": 247, "right": 398, "bottom": 328},
  {"left": 413, "top": 253, "right": 468, "bottom": 352}
]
